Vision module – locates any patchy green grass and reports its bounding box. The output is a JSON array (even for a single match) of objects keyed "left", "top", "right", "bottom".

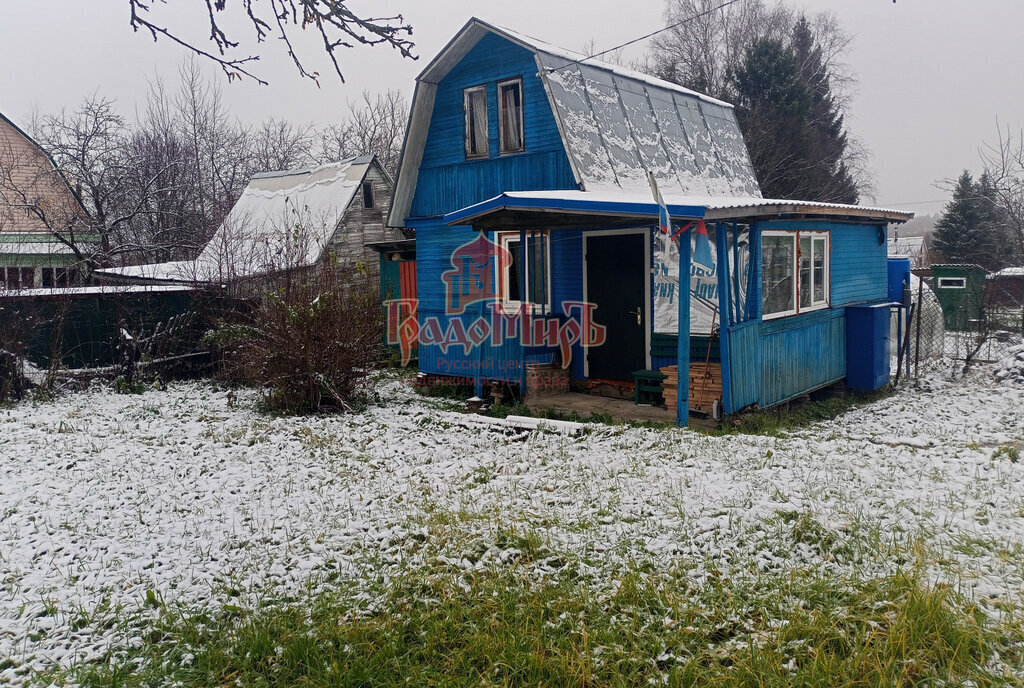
[
  {"left": 710, "top": 388, "right": 892, "bottom": 437},
  {"left": 35, "top": 556, "right": 1023, "bottom": 688}
]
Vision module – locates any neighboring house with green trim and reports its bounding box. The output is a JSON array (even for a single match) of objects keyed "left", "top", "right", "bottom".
[{"left": 0, "top": 111, "right": 91, "bottom": 289}]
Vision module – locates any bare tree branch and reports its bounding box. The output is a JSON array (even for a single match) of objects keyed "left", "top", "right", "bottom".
[{"left": 126, "top": 0, "right": 417, "bottom": 85}]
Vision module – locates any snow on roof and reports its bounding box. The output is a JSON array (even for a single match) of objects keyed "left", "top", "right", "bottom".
[
  {"left": 94, "top": 260, "right": 197, "bottom": 282},
  {"left": 887, "top": 235, "right": 926, "bottom": 254},
  {"left": 98, "top": 157, "right": 374, "bottom": 284},
  {"left": 989, "top": 267, "right": 1024, "bottom": 278},
  {"left": 389, "top": 18, "right": 760, "bottom": 226},
  {"left": 192, "top": 156, "right": 371, "bottom": 281},
  {"left": 693, "top": 195, "right": 912, "bottom": 221},
  {"left": 490, "top": 23, "right": 733, "bottom": 109}
]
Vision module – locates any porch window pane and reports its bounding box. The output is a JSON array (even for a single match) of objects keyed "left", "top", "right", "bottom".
[
  {"left": 527, "top": 234, "right": 547, "bottom": 306},
  {"left": 464, "top": 86, "right": 488, "bottom": 158},
  {"left": 506, "top": 239, "right": 523, "bottom": 302},
  {"left": 500, "top": 232, "right": 549, "bottom": 308},
  {"left": 762, "top": 234, "right": 795, "bottom": 317},
  {"left": 799, "top": 235, "right": 812, "bottom": 309},
  {"left": 812, "top": 238, "right": 826, "bottom": 303}
]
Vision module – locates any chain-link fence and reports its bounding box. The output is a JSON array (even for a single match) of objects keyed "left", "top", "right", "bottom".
[{"left": 891, "top": 275, "right": 1024, "bottom": 381}]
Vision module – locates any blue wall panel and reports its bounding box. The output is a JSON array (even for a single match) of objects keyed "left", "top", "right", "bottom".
[
  {"left": 412, "top": 217, "right": 581, "bottom": 384},
  {"left": 830, "top": 224, "right": 888, "bottom": 306},
  {"left": 758, "top": 309, "right": 846, "bottom": 407},
  {"left": 410, "top": 33, "right": 577, "bottom": 219},
  {"left": 726, "top": 320, "right": 761, "bottom": 411}
]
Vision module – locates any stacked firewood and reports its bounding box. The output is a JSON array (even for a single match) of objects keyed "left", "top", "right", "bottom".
[{"left": 659, "top": 362, "right": 723, "bottom": 414}]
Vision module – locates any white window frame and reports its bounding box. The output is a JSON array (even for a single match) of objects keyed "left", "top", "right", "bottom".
[
  {"left": 799, "top": 231, "right": 830, "bottom": 313},
  {"left": 761, "top": 229, "right": 830, "bottom": 320},
  {"left": 497, "top": 231, "right": 551, "bottom": 313},
  {"left": 497, "top": 77, "right": 525, "bottom": 154},
  {"left": 937, "top": 277, "right": 967, "bottom": 289},
  {"left": 463, "top": 85, "right": 489, "bottom": 159}
]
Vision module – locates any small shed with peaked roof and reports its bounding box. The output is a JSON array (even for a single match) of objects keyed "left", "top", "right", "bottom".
[{"left": 98, "top": 155, "right": 403, "bottom": 286}]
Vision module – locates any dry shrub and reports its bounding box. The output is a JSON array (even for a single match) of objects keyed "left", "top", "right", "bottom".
[
  {"left": 217, "top": 261, "right": 384, "bottom": 414},
  {"left": 0, "top": 299, "right": 41, "bottom": 402}
]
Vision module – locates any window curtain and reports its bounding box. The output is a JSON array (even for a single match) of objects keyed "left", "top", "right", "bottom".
[
  {"left": 500, "top": 85, "right": 522, "bottom": 151},
  {"left": 468, "top": 90, "right": 487, "bottom": 156}
]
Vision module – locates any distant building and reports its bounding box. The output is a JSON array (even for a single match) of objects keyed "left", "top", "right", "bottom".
[
  {"left": 987, "top": 266, "right": 1024, "bottom": 309},
  {"left": 0, "top": 111, "right": 91, "bottom": 289},
  {"left": 887, "top": 231, "right": 929, "bottom": 268},
  {"left": 97, "top": 155, "right": 404, "bottom": 286}
]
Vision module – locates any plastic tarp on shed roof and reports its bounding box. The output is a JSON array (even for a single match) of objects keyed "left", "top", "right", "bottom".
[{"left": 535, "top": 51, "right": 760, "bottom": 198}]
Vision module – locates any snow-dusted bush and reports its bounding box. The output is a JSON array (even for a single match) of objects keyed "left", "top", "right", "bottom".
[
  {"left": 0, "top": 349, "right": 28, "bottom": 402},
  {"left": 213, "top": 260, "right": 384, "bottom": 414},
  {"left": 994, "top": 344, "right": 1024, "bottom": 386}
]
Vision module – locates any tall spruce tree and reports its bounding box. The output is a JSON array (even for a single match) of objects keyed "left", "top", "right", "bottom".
[
  {"left": 728, "top": 16, "right": 859, "bottom": 202},
  {"left": 729, "top": 38, "right": 812, "bottom": 199},
  {"left": 933, "top": 170, "right": 1007, "bottom": 269},
  {"left": 791, "top": 16, "right": 859, "bottom": 203}
]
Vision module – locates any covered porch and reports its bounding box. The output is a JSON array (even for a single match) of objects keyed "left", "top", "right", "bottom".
[
  {"left": 444, "top": 190, "right": 914, "bottom": 427},
  {"left": 445, "top": 190, "right": 708, "bottom": 426}
]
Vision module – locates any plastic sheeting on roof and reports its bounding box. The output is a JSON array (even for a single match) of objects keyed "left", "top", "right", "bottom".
[
  {"left": 191, "top": 158, "right": 368, "bottom": 281},
  {"left": 537, "top": 52, "right": 761, "bottom": 198},
  {"left": 96, "top": 157, "right": 373, "bottom": 284}
]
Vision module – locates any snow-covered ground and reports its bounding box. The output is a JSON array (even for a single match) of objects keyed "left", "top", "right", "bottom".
[{"left": 2, "top": 363, "right": 1024, "bottom": 683}]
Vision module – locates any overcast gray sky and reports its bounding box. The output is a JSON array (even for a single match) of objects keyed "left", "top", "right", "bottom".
[{"left": 2, "top": 1, "right": 1022, "bottom": 216}]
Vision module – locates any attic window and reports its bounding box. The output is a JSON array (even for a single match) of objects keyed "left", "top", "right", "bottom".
[
  {"left": 498, "top": 78, "right": 524, "bottom": 154},
  {"left": 362, "top": 181, "right": 375, "bottom": 209},
  {"left": 937, "top": 277, "right": 966, "bottom": 289},
  {"left": 464, "top": 85, "right": 488, "bottom": 159}
]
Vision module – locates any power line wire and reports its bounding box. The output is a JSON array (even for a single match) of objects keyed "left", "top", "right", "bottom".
[{"left": 547, "top": 0, "right": 745, "bottom": 72}]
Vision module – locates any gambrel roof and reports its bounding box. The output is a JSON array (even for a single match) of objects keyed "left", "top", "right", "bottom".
[{"left": 388, "top": 18, "right": 761, "bottom": 227}]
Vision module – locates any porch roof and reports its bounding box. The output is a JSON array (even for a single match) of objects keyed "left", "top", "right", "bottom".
[
  {"left": 445, "top": 190, "right": 913, "bottom": 230},
  {"left": 444, "top": 190, "right": 705, "bottom": 231}
]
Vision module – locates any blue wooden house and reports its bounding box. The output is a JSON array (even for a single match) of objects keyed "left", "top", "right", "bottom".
[{"left": 387, "top": 18, "right": 912, "bottom": 424}]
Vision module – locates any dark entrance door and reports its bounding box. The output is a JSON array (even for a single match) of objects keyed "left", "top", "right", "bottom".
[{"left": 586, "top": 232, "right": 646, "bottom": 381}]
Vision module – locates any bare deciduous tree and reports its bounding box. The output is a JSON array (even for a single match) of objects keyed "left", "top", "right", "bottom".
[
  {"left": 650, "top": 0, "right": 793, "bottom": 100},
  {"left": 317, "top": 89, "right": 408, "bottom": 176},
  {"left": 126, "top": 0, "right": 416, "bottom": 85},
  {"left": 249, "top": 118, "right": 317, "bottom": 173},
  {"left": 981, "top": 125, "right": 1024, "bottom": 264},
  {"left": 4, "top": 97, "right": 186, "bottom": 273}
]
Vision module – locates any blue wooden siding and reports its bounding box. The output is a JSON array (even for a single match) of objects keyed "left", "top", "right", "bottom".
[
  {"left": 758, "top": 309, "right": 846, "bottom": 407},
  {"left": 410, "top": 33, "right": 577, "bottom": 219},
  {"left": 726, "top": 320, "right": 761, "bottom": 411},
  {"left": 723, "top": 220, "right": 883, "bottom": 412},
  {"left": 412, "top": 217, "right": 584, "bottom": 383},
  {"left": 830, "top": 224, "right": 888, "bottom": 305}
]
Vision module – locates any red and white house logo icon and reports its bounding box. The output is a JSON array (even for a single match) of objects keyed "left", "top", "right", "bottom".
[{"left": 385, "top": 233, "right": 607, "bottom": 370}]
